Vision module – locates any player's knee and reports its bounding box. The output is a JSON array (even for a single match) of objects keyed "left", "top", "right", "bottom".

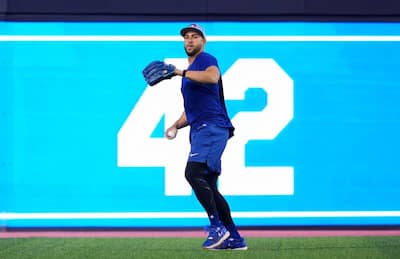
[{"left": 185, "top": 162, "right": 208, "bottom": 184}]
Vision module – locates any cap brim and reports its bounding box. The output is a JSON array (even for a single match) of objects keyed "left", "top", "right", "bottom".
[{"left": 180, "top": 28, "right": 205, "bottom": 38}]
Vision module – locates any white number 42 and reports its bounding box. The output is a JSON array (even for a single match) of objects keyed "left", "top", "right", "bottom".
[{"left": 118, "top": 58, "right": 294, "bottom": 196}]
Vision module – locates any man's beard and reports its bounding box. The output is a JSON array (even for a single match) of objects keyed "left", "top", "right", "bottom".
[{"left": 185, "top": 45, "right": 201, "bottom": 57}]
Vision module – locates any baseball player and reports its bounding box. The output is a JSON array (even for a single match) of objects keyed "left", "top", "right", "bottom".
[{"left": 143, "top": 24, "right": 247, "bottom": 250}]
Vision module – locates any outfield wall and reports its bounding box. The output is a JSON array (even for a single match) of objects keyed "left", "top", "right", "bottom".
[
  {"left": 1, "top": 0, "right": 400, "bottom": 20},
  {"left": 1, "top": 21, "right": 400, "bottom": 228}
]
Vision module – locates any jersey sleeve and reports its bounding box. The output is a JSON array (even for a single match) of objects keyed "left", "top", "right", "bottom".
[{"left": 197, "top": 53, "right": 218, "bottom": 71}]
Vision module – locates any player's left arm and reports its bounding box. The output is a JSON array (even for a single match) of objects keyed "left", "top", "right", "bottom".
[{"left": 175, "top": 66, "right": 220, "bottom": 84}]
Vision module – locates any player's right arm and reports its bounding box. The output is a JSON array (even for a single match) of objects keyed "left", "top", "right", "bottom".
[{"left": 165, "top": 112, "right": 188, "bottom": 139}]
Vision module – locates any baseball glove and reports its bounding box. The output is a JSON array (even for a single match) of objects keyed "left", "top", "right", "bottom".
[{"left": 142, "top": 61, "right": 176, "bottom": 86}]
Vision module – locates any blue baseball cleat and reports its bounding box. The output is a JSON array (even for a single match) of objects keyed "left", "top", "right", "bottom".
[
  {"left": 212, "top": 236, "right": 248, "bottom": 250},
  {"left": 202, "top": 225, "right": 230, "bottom": 249}
]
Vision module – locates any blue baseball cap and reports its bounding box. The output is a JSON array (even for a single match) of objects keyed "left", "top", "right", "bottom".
[{"left": 180, "top": 24, "right": 206, "bottom": 38}]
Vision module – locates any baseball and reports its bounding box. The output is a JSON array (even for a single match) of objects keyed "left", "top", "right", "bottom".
[{"left": 167, "top": 130, "right": 176, "bottom": 138}]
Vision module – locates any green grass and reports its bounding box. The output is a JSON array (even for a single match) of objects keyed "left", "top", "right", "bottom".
[{"left": 1, "top": 236, "right": 399, "bottom": 259}]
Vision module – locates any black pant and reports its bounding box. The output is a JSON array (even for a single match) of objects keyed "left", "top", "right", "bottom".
[{"left": 185, "top": 161, "right": 234, "bottom": 226}]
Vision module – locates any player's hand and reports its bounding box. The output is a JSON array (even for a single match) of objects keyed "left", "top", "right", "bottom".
[
  {"left": 165, "top": 126, "right": 178, "bottom": 140},
  {"left": 142, "top": 61, "right": 176, "bottom": 86}
]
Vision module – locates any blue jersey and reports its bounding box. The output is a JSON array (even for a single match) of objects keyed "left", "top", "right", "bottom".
[{"left": 181, "top": 52, "right": 234, "bottom": 137}]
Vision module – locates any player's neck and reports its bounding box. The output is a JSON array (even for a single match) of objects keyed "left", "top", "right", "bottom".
[{"left": 187, "top": 51, "right": 203, "bottom": 64}]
